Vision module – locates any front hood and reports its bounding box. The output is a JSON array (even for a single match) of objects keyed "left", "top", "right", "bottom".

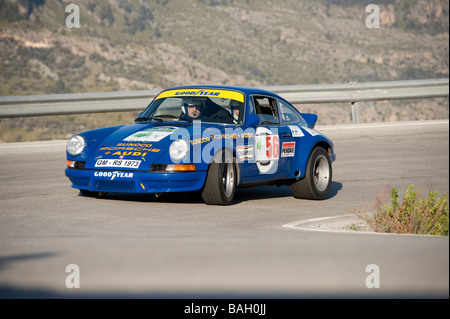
[{"left": 85, "top": 122, "right": 222, "bottom": 170}]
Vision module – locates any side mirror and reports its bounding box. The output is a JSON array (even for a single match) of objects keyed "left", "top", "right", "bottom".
[
  {"left": 301, "top": 113, "right": 318, "bottom": 129},
  {"left": 134, "top": 111, "right": 144, "bottom": 121},
  {"left": 245, "top": 114, "right": 260, "bottom": 127}
]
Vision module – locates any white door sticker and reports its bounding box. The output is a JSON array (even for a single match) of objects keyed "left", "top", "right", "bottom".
[{"left": 288, "top": 125, "right": 304, "bottom": 137}]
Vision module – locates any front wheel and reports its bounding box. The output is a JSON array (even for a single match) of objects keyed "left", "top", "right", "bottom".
[
  {"left": 291, "top": 147, "right": 332, "bottom": 200},
  {"left": 201, "top": 150, "right": 236, "bottom": 205}
]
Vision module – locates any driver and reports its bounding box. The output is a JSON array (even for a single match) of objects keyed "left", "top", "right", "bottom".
[
  {"left": 181, "top": 98, "right": 204, "bottom": 120},
  {"left": 229, "top": 100, "right": 242, "bottom": 124}
]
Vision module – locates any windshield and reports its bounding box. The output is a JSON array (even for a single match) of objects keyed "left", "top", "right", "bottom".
[{"left": 139, "top": 89, "right": 245, "bottom": 125}]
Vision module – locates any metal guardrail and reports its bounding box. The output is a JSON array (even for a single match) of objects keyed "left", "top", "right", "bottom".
[{"left": 0, "top": 78, "right": 448, "bottom": 124}]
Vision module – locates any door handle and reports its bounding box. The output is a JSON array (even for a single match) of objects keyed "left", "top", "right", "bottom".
[{"left": 282, "top": 133, "right": 292, "bottom": 137}]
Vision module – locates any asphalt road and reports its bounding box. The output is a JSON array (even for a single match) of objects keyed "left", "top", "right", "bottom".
[{"left": 0, "top": 120, "right": 448, "bottom": 299}]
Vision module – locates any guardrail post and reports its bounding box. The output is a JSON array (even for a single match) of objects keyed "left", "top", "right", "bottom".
[{"left": 351, "top": 102, "right": 359, "bottom": 124}]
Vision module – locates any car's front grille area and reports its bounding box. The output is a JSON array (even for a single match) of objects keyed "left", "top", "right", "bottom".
[
  {"left": 93, "top": 180, "right": 136, "bottom": 192},
  {"left": 149, "top": 164, "right": 167, "bottom": 172},
  {"left": 74, "top": 161, "right": 85, "bottom": 169},
  {"left": 67, "top": 161, "right": 85, "bottom": 169}
]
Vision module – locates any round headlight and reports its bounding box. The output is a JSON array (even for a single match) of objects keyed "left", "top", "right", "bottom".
[
  {"left": 169, "top": 139, "right": 189, "bottom": 161},
  {"left": 67, "top": 135, "right": 86, "bottom": 156}
]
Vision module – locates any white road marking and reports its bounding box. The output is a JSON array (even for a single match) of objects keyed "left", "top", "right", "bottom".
[
  {"left": 317, "top": 120, "right": 449, "bottom": 131},
  {"left": 282, "top": 214, "right": 440, "bottom": 236},
  {"left": 0, "top": 140, "right": 67, "bottom": 149},
  {"left": 282, "top": 215, "right": 362, "bottom": 233}
]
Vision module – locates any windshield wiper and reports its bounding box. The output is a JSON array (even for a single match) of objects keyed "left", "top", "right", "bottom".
[
  {"left": 153, "top": 115, "right": 179, "bottom": 121},
  {"left": 135, "top": 117, "right": 162, "bottom": 122}
]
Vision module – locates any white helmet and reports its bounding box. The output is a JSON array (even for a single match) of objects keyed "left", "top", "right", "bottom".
[
  {"left": 181, "top": 98, "right": 204, "bottom": 119},
  {"left": 229, "top": 100, "right": 242, "bottom": 122}
]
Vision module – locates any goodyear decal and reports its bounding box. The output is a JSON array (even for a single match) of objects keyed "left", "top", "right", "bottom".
[
  {"left": 155, "top": 89, "right": 244, "bottom": 103},
  {"left": 94, "top": 171, "right": 134, "bottom": 180}
]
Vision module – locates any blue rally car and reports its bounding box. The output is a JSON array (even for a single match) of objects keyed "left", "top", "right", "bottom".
[{"left": 65, "top": 85, "right": 336, "bottom": 205}]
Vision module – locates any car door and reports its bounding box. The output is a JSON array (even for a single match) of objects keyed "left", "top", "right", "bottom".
[{"left": 240, "top": 95, "right": 293, "bottom": 182}]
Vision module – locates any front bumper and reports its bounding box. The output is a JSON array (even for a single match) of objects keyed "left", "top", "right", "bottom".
[{"left": 65, "top": 168, "right": 207, "bottom": 193}]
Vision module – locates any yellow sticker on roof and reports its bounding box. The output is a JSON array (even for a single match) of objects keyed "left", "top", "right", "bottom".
[{"left": 155, "top": 89, "right": 244, "bottom": 103}]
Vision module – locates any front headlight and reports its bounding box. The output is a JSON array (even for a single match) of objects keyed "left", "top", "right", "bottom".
[
  {"left": 169, "top": 139, "right": 189, "bottom": 161},
  {"left": 67, "top": 135, "right": 86, "bottom": 156}
]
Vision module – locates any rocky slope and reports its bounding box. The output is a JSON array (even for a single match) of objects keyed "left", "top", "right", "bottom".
[
  {"left": 1, "top": 0, "right": 448, "bottom": 94},
  {"left": 0, "top": 0, "right": 448, "bottom": 141}
]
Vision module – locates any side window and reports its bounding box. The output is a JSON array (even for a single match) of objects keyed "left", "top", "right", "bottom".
[
  {"left": 278, "top": 100, "right": 307, "bottom": 125},
  {"left": 252, "top": 96, "right": 279, "bottom": 124}
]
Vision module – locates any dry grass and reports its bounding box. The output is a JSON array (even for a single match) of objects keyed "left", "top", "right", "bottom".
[{"left": 355, "top": 185, "right": 449, "bottom": 236}]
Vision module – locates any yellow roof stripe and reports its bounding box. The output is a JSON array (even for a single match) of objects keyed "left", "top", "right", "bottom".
[{"left": 155, "top": 89, "right": 244, "bottom": 103}]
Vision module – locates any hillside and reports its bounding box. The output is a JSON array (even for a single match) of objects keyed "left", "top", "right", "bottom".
[
  {"left": 1, "top": 0, "right": 448, "bottom": 94},
  {"left": 0, "top": 0, "right": 448, "bottom": 142}
]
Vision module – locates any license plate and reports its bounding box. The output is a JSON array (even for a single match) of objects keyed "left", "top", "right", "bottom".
[{"left": 95, "top": 159, "right": 141, "bottom": 168}]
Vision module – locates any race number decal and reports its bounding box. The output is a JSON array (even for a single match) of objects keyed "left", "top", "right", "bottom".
[
  {"left": 255, "top": 127, "right": 279, "bottom": 174},
  {"left": 256, "top": 135, "right": 279, "bottom": 161}
]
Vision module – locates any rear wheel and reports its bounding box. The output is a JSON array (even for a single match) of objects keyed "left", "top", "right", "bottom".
[
  {"left": 202, "top": 149, "right": 236, "bottom": 205},
  {"left": 291, "top": 147, "right": 332, "bottom": 199}
]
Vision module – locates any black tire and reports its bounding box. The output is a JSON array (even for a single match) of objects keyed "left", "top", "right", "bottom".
[
  {"left": 291, "top": 147, "right": 332, "bottom": 200},
  {"left": 201, "top": 149, "right": 236, "bottom": 205}
]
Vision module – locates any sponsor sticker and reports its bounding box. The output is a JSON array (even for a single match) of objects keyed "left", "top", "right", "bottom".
[
  {"left": 124, "top": 127, "right": 178, "bottom": 142},
  {"left": 281, "top": 142, "right": 295, "bottom": 157},
  {"left": 190, "top": 132, "right": 254, "bottom": 145},
  {"left": 95, "top": 159, "right": 141, "bottom": 168},
  {"left": 237, "top": 145, "right": 254, "bottom": 161},
  {"left": 155, "top": 89, "right": 245, "bottom": 103},
  {"left": 288, "top": 125, "right": 304, "bottom": 137},
  {"left": 100, "top": 143, "right": 161, "bottom": 155},
  {"left": 303, "top": 127, "right": 320, "bottom": 136}
]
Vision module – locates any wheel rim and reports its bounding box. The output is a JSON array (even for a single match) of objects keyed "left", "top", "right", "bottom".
[
  {"left": 222, "top": 162, "right": 234, "bottom": 197},
  {"left": 313, "top": 155, "right": 330, "bottom": 192}
]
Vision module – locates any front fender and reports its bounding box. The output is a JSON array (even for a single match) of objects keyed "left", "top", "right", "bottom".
[{"left": 66, "top": 125, "right": 125, "bottom": 161}]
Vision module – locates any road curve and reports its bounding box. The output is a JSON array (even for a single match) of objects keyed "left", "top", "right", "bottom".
[{"left": 0, "top": 120, "right": 448, "bottom": 298}]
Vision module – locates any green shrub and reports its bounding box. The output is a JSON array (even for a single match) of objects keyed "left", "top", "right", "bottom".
[{"left": 363, "top": 185, "right": 449, "bottom": 236}]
